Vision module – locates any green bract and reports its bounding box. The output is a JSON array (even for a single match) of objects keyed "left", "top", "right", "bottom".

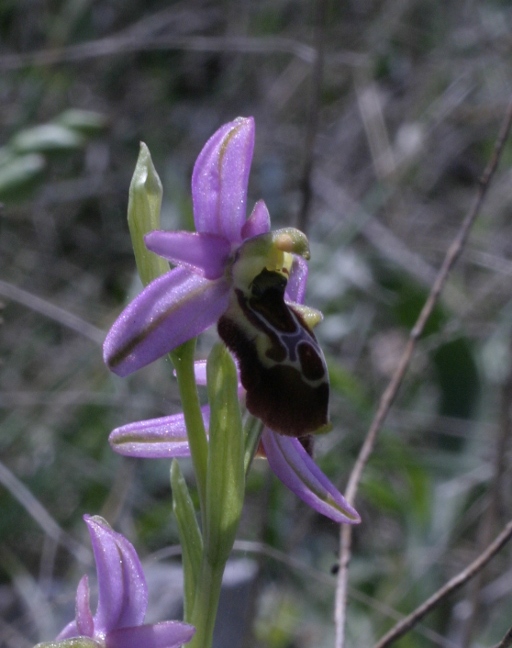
[
  {"left": 127, "top": 142, "right": 169, "bottom": 287},
  {"left": 204, "top": 343, "right": 244, "bottom": 567}
]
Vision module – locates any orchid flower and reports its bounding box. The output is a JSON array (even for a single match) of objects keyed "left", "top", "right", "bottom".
[
  {"left": 49, "top": 516, "right": 194, "bottom": 648},
  {"left": 109, "top": 373, "right": 359, "bottom": 525},
  {"left": 103, "top": 116, "right": 359, "bottom": 525},
  {"left": 103, "top": 116, "right": 286, "bottom": 377},
  {"left": 108, "top": 265, "right": 359, "bottom": 525},
  {"left": 103, "top": 117, "right": 328, "bottom": 438}
]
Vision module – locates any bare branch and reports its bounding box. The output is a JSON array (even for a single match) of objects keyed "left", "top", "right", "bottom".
[
  {"left": 492, "top": 626, "right": 512, "bottom": 648},
  {"left": 373, "top": 519, "right": 512, "bottom": 648},
  {"left": 0, "top": 461, "right": 90, "bottom": 564},
  {"left": 0, "top": 279, "right": 105, "bottom": 345},
  {"left": 0, "top": 33, "right": 319, "bottom": 70}
]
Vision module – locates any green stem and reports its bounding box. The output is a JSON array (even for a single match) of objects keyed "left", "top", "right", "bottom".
[
  {"left": 171, "top": 340, "right": 208, "bottom": 519},
  {"left": 187, "top": 558, "right": 225, "bottom": 648}
]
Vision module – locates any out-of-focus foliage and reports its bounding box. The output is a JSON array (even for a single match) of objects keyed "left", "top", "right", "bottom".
[
  {"left": 1, "top": 1, "right": 512, "bottom": 647},
  {"left": 0, "top": 110, "right": 106, "bottom": 201}
]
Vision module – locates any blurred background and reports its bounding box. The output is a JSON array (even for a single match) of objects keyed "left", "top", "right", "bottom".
[{"left": 1, "top": 1, "right": 512, "bottom": 646}]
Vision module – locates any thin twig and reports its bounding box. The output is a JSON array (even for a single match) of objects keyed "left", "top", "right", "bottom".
[
  {"left": 334, "top": 96, "right": 512, "bottom": 648},
  {"left": 0, "top": 461, "right": 90, "bottom": 564},
  {"left": 373, "top": 519, "right": 512, "bottom": 648},
  {"left": 492, "top": 625, "right": 512, "bottom": 648},
  {"left": 314, "top": 175, "right": 447, "bottom": 293},
  {"left": 0, "top": 3, "right": 368, "bottom": 72},
  {"left": 0, "top": 279, "right": 105, "bottom": 345},
  {"left": 0, "top": 34, "right": 317, "bottom": 70}
]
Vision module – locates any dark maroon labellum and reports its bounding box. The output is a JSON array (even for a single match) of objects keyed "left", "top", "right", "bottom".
[{"left": 218, "top": 268, "right": 330, "bottom": 437}]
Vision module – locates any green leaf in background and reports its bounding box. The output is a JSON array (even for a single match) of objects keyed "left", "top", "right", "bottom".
[
  {"left": 10, "top": 124, "right": 85, "bottom": 155},
  {"left": 54, "top": 109, "right": 108, "bottom": 137},
  {"left": 0, "top": 152, "right": 45, "bottom": 201},
  {"left": 0, "top": 110, "right": 107, "bottom": 203}
]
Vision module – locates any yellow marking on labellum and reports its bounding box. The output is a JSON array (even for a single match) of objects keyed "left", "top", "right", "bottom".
[{"left": 291, "top": 304, "right": 323, "bottom": 329}]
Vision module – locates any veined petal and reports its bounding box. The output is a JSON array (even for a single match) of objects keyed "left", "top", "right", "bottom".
[
  {"left": 103, "top": 268, "right": 230, "bottom": 376},
  {"left": 285, "top": 255, "right": 308, "bottom": 304},
  {"left": 109, "top": 409, "right": 211, "bottom": 458},
  {"left": 241, "top": 200, "right": 271, "bottom": 240},
  {"left": 192, "top": 117, "right": 254, "bottom": 243},
  {"left": 261, "top": 430, "right": 360, "bottom": 524},
  {"left": 106, "top": 621, "right": 195, "bottom": 648},
  {"left": 85, "top": 516, "right": 148, "bottom": 633},
  {"left": 144, "top": 231, "right": 231, "bottom": 280}
]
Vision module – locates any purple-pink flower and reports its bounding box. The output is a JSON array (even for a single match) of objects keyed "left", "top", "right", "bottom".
[
  {"left": 104, "top": 117, "right": 272, "bottom": 377},
  {"left": 109, "top": 368, "right": 360, "bottom": 524},
  {"left": 55, "top": 515, "right": 194, "bottom": 648},
  {"left": 103, "top": 117, "right": 360, "bottom": 525}
]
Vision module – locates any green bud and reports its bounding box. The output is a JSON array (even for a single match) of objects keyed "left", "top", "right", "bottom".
[{"left": 127, "top": 143, "right": 169, "bottom": 286}]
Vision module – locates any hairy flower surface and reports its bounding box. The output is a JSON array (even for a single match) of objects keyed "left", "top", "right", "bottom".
[{"left": 54, "top": 516, "right": 194, "bottom": 648}]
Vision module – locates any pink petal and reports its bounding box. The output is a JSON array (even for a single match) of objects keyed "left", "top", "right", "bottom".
[
  {"left": 192, "top": 117, "right": 254, "bottom": 243},
  {"left": 241, "top": 200, "right": 271, "bottom": 240},
  {"left": 85, "top": 516, "right": 148, "bottom": 633},
  {"left": 261, "top": 430, "right": 360, "bottom": 524},
  {"left": 103, "top": 268, "right": 230, "bottom": 377},
  {"left": 76, "top": 575, "right": 94, "bottom": 637},
  {"left": 285, "top": 255, "right": 308, "bottom": 304},
  {"left": 55, "top": 577, "right": 93, "bottom": 640},
  {"left": 144, "top": 231, "right": 231, "bottom": 280},
  {"left": 106, "top": 621, "right": 195, "bottom": 648},
  {"left": 109, "top": 409, "right": 211, "bottom": 458}
]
